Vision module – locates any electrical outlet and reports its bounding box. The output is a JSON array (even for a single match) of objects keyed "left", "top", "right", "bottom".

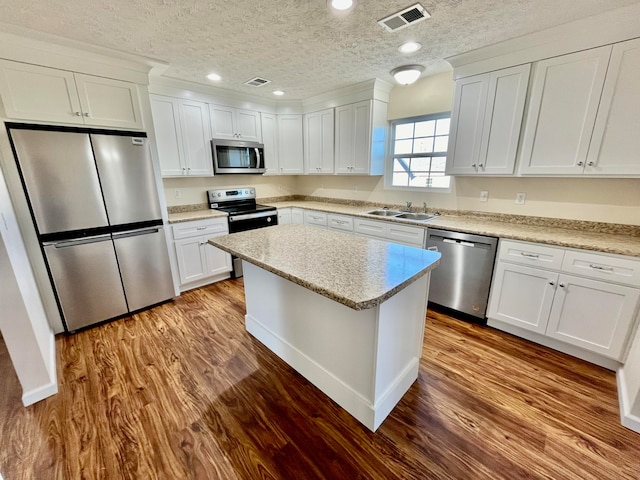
[
  {"left": 174, "top": 189, "right": 182, "bottom": 199},
  {"left": 479, "top": 191, "right": 489, "bottom": 202},
  {"left": 515, "top": 192, "right": 526, "bottom": 205}
]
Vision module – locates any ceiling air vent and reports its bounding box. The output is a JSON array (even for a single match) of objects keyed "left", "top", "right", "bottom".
[
  {"left": 244, "top": 77, "right": 271, "bottom": 87},
  {"left": 378, "top": 3, "right": 431, "bottom": 33}
]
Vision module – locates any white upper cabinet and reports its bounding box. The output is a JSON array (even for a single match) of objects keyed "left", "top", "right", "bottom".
[
  {"left": 277, "top": 114, "right": 304, "bottom": 175},
  {"left": 447, "top": 64, "right": 530, "bottom": 175},
  {"left": 518, "top": 46, "right": 612, "bottom": 175},
  {"left": 304, "top": 108, "right": 334, "bottom": 174},
  {"left": 585, "top": 38, "right": 640, "bottom": 175},
  {"left": 261, "top": 113, "right": 279, "bottom": 175},
  {"left": 335, "top": 100, "right": 386, "bottom": 175},
  {"left": 0, "top": 60, "right": 143, "bottom": 129},
  {"left": 209, "top": 104, "right": 261, "bottom": 142},
  {"left": 150, "top": 95, "right": 213, "bottom": 177}
]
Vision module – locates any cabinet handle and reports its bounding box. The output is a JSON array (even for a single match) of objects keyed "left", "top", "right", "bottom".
[
  {"left": 478, "top": 163, "right": 484, "bottom": 169},
  {"left": 199, "top": 241, "right": 207, "bottom": 246},
  {"left": 471, "top": 163, "right": 477, "bottom": 168},
  {"left": 83, "top": 112, "right": 91, "bottom": 117},
  {"left": 587, "top": 161, "right": 595, "bottom": 167},
  {"left": 196, "top": 226, "right": 207, "bottom": 230},
  {"left": 559, "top": 283, "right": 566, "bottom": 288},
  {"left": 520, "top": 252, "right": 539, "bottom": 258},
  {"left": 589, "top": 264, "right": 614, "bottom": 272},
  {"left": 74, "top": 111, "right": 82, "bottom": 117},
  {"left": 549, "top": 281, "right": 555, "bottom": 286},
  {"left": 577, "top": 161, "right": 584, "bottom": 166}
]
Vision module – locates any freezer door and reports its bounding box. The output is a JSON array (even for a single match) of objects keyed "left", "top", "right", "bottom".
[
  {"left": 10, "top": 129, "right": 109, "bottom": 234},
  {"left": 91, "top": 134, "right": 162, "bottom": 226},
  {"left": 44, "top": 235, "right": 128, "bottom": 331},
  {"left": 113, "top": 226, "right": 175, "bottom": 312}
]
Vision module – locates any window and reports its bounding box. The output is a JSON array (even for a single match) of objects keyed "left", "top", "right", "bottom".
[{"left": 387, "top": 112, "right": 451, "bottom": 190}]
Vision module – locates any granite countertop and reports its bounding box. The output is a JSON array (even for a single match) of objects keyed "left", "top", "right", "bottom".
[
  {"left": 168, "top": 199, "right": 640, "bottom": 257},
  {"left": 264, "top": 201, "right": 640, "bottom": 257},
  {"left": 208, "top": 224, "right": 441, "bottom": 311}
]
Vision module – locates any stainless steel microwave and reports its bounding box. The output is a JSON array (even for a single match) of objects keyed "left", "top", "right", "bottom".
[{"left": 211, "top": 139, "right": 265, "bottom": 174}]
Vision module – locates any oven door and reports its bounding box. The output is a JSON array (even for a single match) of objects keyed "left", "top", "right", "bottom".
[{"left": 228, "top": 211, "right": 278, "bottom": 233}]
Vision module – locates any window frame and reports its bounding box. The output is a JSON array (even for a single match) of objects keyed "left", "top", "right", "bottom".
[{"left": 384, "top": 111, "right": 453, "bottom": 193}]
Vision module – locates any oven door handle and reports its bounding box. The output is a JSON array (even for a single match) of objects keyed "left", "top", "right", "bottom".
[{"left": 229, "top": 210, "right": 276, "bottom": 222}]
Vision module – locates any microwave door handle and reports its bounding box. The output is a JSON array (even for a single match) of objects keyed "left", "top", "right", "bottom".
[{"left": 255, "top": 147, "right": 262, "bottom": 169}]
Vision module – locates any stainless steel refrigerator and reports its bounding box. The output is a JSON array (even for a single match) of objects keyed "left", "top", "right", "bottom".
[{"left": 8, "top": 124, "right": 175, "bottom": 332}]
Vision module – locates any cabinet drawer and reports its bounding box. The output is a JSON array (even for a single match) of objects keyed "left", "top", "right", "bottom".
[
  {"left": 304, "top": 211, "right": 328, "bottom": 227},
  {"left": 562, "top": 250, "right": 640, "bottom": 287},
  {"left": 386, "top": 223, "right": 425, "bottom": 247},
  {"left": 498, "top": 240, "right": 565, "bottom": 269},
  {"left": 172, "top": 218, "right": 228, "bottom": 240},
  {"left": 354, "top": 218, "right": 386, "bottom": 239},
  {"left": 327, "top": 214, "right": 353, "bottom": 232}
]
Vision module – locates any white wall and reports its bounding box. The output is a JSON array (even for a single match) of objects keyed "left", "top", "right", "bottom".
[{"left": 0, "top": 166, "right": 57, "bottom": 406}]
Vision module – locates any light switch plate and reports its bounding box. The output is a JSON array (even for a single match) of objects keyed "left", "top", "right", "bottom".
[
  {"left": 480, "top": 191, "right": 489, "bottom": 202},
  {"left": 515, "top": 192, "right": 526, "bottom": 205}
]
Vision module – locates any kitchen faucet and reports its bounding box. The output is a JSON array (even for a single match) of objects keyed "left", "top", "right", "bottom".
[
  {"left": 423, "top": 202, "right": 428, "bottom": 213},
  {"left": 404, "top": 201, "right": 412, "bottom": 212}
]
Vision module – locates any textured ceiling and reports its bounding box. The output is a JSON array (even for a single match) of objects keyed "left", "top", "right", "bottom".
[{"left": 0, "top": 0, "right": 638, "bottom": 100}]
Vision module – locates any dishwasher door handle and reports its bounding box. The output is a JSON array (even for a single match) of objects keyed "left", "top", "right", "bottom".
[{"left": 442, "top": 238, "right": 476, "bottom": 247}]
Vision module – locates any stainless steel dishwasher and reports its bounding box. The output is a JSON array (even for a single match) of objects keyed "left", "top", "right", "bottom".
[{"left": 425, "top": 228, "right": 498, "bottom": 322}]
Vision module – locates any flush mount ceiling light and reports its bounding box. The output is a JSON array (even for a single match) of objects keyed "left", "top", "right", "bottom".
[
  {"left": 391, "top": 65, "right": 425, "bottom": 85},
  {"left": 329, "top": 0, "right": 354, "bottom": 11},
  {"left": 398, "top": 41, "right": 422, "bottom": 54},
  {"left": 273, "top": 90, "right": 285, "bottom": 96},
  {"left": 206, "top": 72, "right": 221, "bottom": 82}
]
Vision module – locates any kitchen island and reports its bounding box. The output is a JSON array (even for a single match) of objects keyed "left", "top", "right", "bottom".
[{"left": 209, "top": 224, "right": 440, "bottom": 431}]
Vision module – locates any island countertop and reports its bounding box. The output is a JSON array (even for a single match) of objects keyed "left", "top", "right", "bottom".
[{"left": 209, "top": 224, "right": 441, "bottom": 310}]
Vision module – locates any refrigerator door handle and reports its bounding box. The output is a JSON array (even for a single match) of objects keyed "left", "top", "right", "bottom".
[
  {"left": 112, "top": 227, "right": 160, "bottom": 240},
  {"left": 44, "top": 234, "right": 112, "bottom": 248}
]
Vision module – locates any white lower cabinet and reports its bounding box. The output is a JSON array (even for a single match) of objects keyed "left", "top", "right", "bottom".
[
  {"left": 291, "top": 208, "right": 305, "bottom": 224},
  {"left": 304, "top": 210, "right": 328, "bottom": 228},
  {"left": 277, "top": 208, "right": 291, "bottom": 224},
  {"left": 488, "top": 239, "right": 640, "bottom": 361},
  {"left": 172, "top": 218, "right": 232, "bottom": 290},
  {"left": 327, "top": 214, "right": 354, "bottom": 233}
]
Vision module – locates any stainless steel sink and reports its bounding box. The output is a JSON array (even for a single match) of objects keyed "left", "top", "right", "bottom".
[
  {"left": 366, "top": 209, "right": 402, "bottom": 217},
  {"left": 394, "top": 212, "right": 437, "bottom": 221}
]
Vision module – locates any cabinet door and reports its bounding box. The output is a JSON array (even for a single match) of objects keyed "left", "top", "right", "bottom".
[
  {"left": 209, "top": 105, "right": 236, "bottom": 139},
  {"left": 351, "top": 101, "right": 372, "bottom": 174},
  {"left": 277, "top": 114, "right": 304, "bottom": 174},
  {"left": 75, "top": 74, "right": 143, "bottom": 130},
  {"left": 277, "top": 208, "right": 292, "bottom": 224},
  {"left": 150, "top": 95, "right": 185, "bottom": 176},
  {"left": 334, "top": 104, "right": 355, "bottom": 174},
  {"left": 0, "top": 60, "right": 82, "bottom": 123},
  {"left": 291, "top": 208, "right": 305, "bottom": 224},
  {"left": 546, "top": 274, "right": 640, "bottom": 359},
  {"left": 261, "top": 113, "right": 279, "bottom": 175},
  {"left": 304, "top": 109, "right": 334, "bottom": 174},
  {"left": 203, "top": 236, "right": 232, "bottom": 277},
  {"left": 518, "top": 46, "right": 612, "bottom": 175},
  {"left": 174, "top": 236, "right": 208, "bottom": 284},
  {"left": 446, "top": 73, "right": 489, "bottom": 175},
  {"left": 235, "top": 109, "right": 262, "bottom": 142},
  {"left": 586, "top": 38, "right": 640, "bottom": 175},
  {"left": 304, "top": 210, "right": 328, "bottom": 228},
  {"left": 487, "top": 263, "right": 557, "bottom": 334},
  {"left": 179, "top": 100, "right": 213, "bottom": 176},
  {"left": 478, "top": 64, "right": 530, "bottom": 175}
]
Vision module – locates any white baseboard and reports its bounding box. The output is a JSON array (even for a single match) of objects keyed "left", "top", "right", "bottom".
[
  {"left": 617, "top": 368, "right": 640, "bottom": 434},
  {"left": 22, "top": 332, "right": 58, "bottom": 406}
]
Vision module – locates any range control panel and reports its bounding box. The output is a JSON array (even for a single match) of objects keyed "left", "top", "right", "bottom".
[{"left": 207, "top": 187, "right": 256, "bottom": 204}]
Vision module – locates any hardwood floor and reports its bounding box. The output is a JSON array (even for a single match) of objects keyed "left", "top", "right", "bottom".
[{"left": 1, "top": 278, "right": 639, "bottom": 479}]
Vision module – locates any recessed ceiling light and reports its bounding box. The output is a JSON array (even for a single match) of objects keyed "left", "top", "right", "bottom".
[
  {"left": 206, "top": 72, "right": 221, "bottom": 82},
  {"left": 399, "top": 41, "right": 422, "bottom": 54},
  {"left": 330, "top": 0, "right": 354, "bottom": 11},
  {"left": 273, "top": 90, "right": 285, "bottom": 96}
]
